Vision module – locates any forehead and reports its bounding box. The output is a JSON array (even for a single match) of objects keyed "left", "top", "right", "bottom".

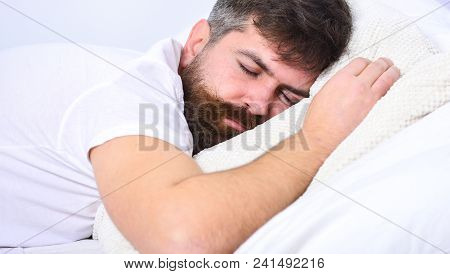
[{"left": 218, "top": 25, "right": 282, "bottom": 62}]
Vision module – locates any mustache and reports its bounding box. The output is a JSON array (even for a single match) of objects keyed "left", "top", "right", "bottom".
[{"left": 184, "top": 99, "right": 263, "bottom": 132}]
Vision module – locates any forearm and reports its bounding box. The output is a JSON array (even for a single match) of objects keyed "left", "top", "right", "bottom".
[{"left": 138, "top": 132, "right": 327, "bottom": 253}]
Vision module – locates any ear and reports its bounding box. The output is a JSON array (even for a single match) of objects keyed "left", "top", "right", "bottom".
[{"left": 179, "top": 19, "right": 211, "bottom": 71}]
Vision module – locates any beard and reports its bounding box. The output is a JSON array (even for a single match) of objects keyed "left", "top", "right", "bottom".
[{"left": 180, "top": 52, "right": 264, "bottom": 155}]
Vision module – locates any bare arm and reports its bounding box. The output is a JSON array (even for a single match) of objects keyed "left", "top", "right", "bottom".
[{"left": 91, "top": 58, "right": 400, "bottom": 253}]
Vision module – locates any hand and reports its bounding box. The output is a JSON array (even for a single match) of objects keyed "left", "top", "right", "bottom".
[{"left": 302, "top": 57, "right": 401, "bottom": 160}]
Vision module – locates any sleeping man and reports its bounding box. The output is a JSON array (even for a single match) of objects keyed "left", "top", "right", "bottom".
[{"left": 0, "top": 0, "right": 401, "bottom": 253}]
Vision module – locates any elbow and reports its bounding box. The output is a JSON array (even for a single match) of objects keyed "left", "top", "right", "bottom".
[
  {"left": 134, "top": 201, "right": 214, "bottom": 254},
  {"left": 140, "top": 226, "right": 210, "bottom": 254}
]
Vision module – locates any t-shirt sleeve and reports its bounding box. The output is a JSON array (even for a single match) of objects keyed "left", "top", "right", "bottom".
[{"left": 57, "top": 69, "right": 193, "bottom": 170}]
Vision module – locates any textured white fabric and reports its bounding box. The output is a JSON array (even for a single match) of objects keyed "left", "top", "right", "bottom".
[
  {"left": 237, "top": 101, "right": 450, "bottom": 254},
  {"left": 93, "top": 1, "right": 450, "bottom": 253}
]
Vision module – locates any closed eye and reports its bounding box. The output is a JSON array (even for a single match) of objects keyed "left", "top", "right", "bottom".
[
  {"left": 278, "top": 89, "right": 303, "bottom": 106},
  {"left": 239, "top": 63, "right": 259, "bottom": 78}
]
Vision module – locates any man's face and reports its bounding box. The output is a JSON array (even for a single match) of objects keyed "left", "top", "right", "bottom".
[{"left": 181, "top": 23, "right": 316, "bottom": 154}]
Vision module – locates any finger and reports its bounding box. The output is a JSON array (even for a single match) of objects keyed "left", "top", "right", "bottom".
[
  {"left": 342, "top": 57, "right": 371, "bottom": 76},
  {"left": 358, "top": 57, "right": 394, "bottom": 86},
  {"left": 372, "top": 66, "right": 401, "bottom": 98}
]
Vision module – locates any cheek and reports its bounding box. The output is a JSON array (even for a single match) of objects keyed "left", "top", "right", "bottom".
[
  {"left": 269, "top": 102, "right": 289, "bottom": 117},
  {"left": 204, "top": 64, "right": 248, "bottom": 102},
  {"left": 216, "top": 84, "right": 246, "bottom": 102}
]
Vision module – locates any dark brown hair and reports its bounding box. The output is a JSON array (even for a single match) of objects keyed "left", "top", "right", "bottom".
[{"left": 207, "top": 0, "right": 353, "bottom": 73}]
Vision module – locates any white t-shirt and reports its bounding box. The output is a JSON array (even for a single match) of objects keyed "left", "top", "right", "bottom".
[{"left": 0, "top": 39, "right": 192, "bottom": 247}]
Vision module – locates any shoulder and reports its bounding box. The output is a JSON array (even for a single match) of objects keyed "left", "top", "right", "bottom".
[
  {"left": 115, "top": 38, "right": 185, "bottom": 104},
  {"left": 57, "top": 39, "right": 193, "bottom": 166}
]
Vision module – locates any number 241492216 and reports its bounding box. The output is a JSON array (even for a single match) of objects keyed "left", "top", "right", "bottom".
[{"left": 253, "top": 257, "right": 325, "bottom": 269}]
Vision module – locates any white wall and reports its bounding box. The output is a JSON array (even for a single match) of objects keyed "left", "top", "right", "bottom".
[
  {"left": 0, "top": 0, "right": 448, "bottom": 52},
  {"left": 0, "top": 0, "right": 216, "bottom": 51},
  {"left": 375, "top": 0, "right": 450, "bottom": 52}
]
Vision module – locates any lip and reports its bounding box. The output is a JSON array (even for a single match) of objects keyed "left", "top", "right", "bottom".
[{"left": 223, "top": 118, "right": 246, "bottom": 133}]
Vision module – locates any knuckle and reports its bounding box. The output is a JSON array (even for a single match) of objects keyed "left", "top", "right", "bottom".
[
  {"left": 332, "top": 70, "right": 352, "bottom": 84},
  {"left": 373, "top": 77, "right": 393, "bottom": 97},
  {"left": 352, "top": 79, "right": 370, "bottom": 93},
  {"left": 377, "top": 78, "right": 391, "bottom": 90},
  {"left": 383, "top": 73, "right": 396, "bottom": 85},
  {"left": 373, "top": 59, "right": 389, "bottom": 71},
  {"left": 380, "top": 57, "right": 394, "bottom": 66},
  {"left": 353, "top": 57, "right": 371, "bottom": 66},
  {"left": 384, "top": 69, "right": 401, "bottom": 86}
]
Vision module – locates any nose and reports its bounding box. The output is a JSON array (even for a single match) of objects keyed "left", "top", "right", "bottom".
[
  {"left": 244, "top": 101, "right": 270, "bottom": 117},
  {"left": 243, "top": 83, "right": 276, "bottom": 117}
]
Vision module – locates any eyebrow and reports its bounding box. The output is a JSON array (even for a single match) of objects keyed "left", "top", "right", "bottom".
[{"left": 236, "top": 49, "right": 310, "bottom": 98}]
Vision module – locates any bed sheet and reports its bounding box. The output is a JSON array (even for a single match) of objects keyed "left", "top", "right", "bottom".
[
  {"left": 0, "top": 44, "right": 141, "bottom": 254},
  {"left": 0, "top": 240, "right": 102, "bottom": 254}
]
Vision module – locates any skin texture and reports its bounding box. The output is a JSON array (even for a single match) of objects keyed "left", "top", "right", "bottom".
[{"left": 90, "top": 19, "right": 401, "bottom": 253}]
